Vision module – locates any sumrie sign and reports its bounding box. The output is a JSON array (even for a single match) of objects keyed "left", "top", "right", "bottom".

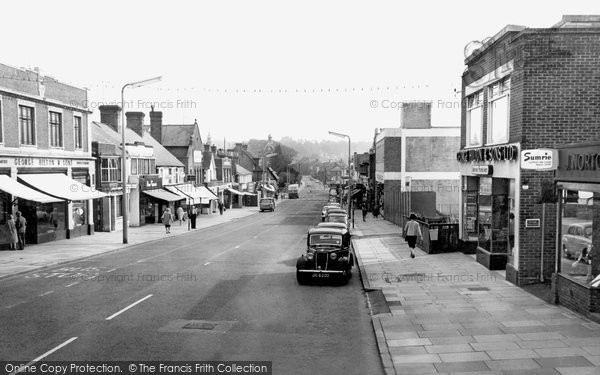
[{"left": 520, "top": 149, "right": 558, "bottom": 170}]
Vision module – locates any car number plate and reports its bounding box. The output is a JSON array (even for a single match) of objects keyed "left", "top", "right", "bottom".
[{"left": 312, "top": 273, "right": 329, "bottom": 278}]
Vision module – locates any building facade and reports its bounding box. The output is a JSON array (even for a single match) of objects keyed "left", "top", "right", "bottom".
[
  {"left": 0, "top": 63, "right": 104, "bottom": 247},
  {"left": 458, "top": 16, "right": 600, "bottom": 287}
]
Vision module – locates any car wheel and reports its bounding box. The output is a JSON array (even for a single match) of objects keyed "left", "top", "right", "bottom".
[{"left": 296, "top": 271, "right": 310, "bottom": 285}]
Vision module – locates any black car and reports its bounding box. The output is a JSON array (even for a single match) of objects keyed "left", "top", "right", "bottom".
[{"left": 296, "top": 227, "right": 353, "bottom": 285}]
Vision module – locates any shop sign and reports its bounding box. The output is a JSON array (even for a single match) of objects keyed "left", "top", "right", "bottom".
[
  {"left": 472, "top": 165, "right": 493, "bottom": 175},
  {"left": 139, "top": 175, "right": 162, "bottom": 191},
  {"left": 556, "top": 143, "right": 600, "bottom": 183},
  {"left": 375, "top": 172, "right": 384, "bottom": 183},
  {"left": 525, "top": 219, "right": 541, "bottom": 228},
  {"left": 0, "top": 157, "right": 91, "bottom": 167},
  {"left": 520, "top": 149, "right": 558, "bottom": 170},
  {"left": 456, "top": 144, "right": 519, "bottom": 163},
  {"left": 248, "top": 182, "right": 255, "bottom": 191}
]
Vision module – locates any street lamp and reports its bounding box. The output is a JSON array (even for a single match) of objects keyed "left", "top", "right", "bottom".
[
  {"left": 121, "top": 76, "right": 162, "bottom": 244},
  {"left": 328, "top": 130, "right": 353, "bottom": 228}
]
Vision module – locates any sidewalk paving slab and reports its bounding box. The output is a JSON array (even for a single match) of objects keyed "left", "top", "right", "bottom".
[{"left": 351, "top": 216, "right": 600, "bottom": 375}]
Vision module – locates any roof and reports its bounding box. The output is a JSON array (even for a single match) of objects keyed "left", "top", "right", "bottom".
[
  {"left": 161, "top": 124, "right": 199, "bottom": 147},
  {"left": 235, "top": 164, "right": 252, "bottom": 176},
  {"left": 91, "top": 122, "right": 145, "bottom": 151},
  {"left": 142, "top": 132, "right": 184, "bottom": 167},
  {"left": 308, "top": 227, "right": 346, "bottom": 235}
]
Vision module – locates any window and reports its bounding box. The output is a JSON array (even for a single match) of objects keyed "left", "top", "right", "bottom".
[
  {"left": 72, "top": 201, "right": 86, "bottom": 227},
  {"left": 0, "top": 97, "right": 3, "bottom": 143},
  {"left": 466, "top": 91, "right": 483, "bottom": 147},
  {"left": 487, "top": 77, "right": 510, "bottom": 145},
  {"left": 116, "top": 195, "right": 123, "bottom": 217},
  {"left": 101, "top": 158, "right": 121, "bottom": 182},
  {"left": 131, "top": 158, "right": 138, "bottom": 175},
  {"left": 19, "top": 105, "right": 35, "bottom": 145},
  {"left": 74, "top": 115, "right": 82, "bottom": 149},
  {"left": 49, "top": 111, "right": 62, "bottom": 147}
]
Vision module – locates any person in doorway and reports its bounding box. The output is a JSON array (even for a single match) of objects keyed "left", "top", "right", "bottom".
[
  {"left": 6, "top": 214, "right": 18, "bottom": 250},
  {"left": 15, "top": 211, "right": 27, "bottom": 250},
  {"left": 362, "top": 203, "right": 368, "bottom": 222},
  {"left": 161, "top": 208, "right": 174, "bottom": 234},
  {"left": 218, "top": 200, "right": 224, "bottom": 215},
  {"left": 176, "top": 206, "right": 184, "bottom": 225},
  {"left": 403, "top": 213, "right": 422, "bottom": 258},
  {"left": 190, "top": 206, "right": 198, "bottom": 229}
]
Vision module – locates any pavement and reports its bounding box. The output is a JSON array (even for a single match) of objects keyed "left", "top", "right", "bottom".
[
  {"left": 0, "top": 206, "right": 260, "bottom": 279},
  {"left": 351, "top": 214, "right": 600, "bottom": 375}
]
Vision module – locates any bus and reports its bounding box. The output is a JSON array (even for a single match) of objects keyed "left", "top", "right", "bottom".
[{"left": 288, "top": 184, "right": 299, "bottom": 199}]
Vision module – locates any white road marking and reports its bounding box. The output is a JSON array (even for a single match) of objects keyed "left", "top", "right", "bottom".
[
  {"left": 39, "top": 291, "right": 54, "bottom": 297},
  {"left": 234, "top": 245, "right": 240, "bottom": 249},
  {"left": 204, "top": 262, "right": 211, "bottom": 266},
  {"left": 65, "top": 282, "right": 79, "bottom": 288},
  {"left": 106, "top": 294, "right": 153, "bottom": 320},
  {"left": 106, "top": 268, "right": 117, "bottom": 273},
  {"left": 5, "top": 301, "right": 25, "bottom": 309},
  {"left": 10, "top": 337, "right": 78, "bottom": 374}
]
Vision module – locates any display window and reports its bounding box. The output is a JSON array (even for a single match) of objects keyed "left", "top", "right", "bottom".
[{"left": 72, "top": 201, "right": 86, "bottom": 227}]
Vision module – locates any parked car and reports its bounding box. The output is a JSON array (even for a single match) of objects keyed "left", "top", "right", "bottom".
[
  {"left": 317, "top": 222, "right": 351, "bottom": 252},
  {"left": 324, "top": 213, "right": 348, "bottom": 226},
  {"left": 326, "top": 208, "right": 347, "bottom": 216},
  {"left": 562, "top": 222, "right": 592, "bottom": 259},
  {"left": 296, "top": 227, "right": 353, "bottom": 285},
  {"left": 259, "top": 197, "right": 276, "bottom": 212},
  {"left": 321, "top": 205, "right": 340, "bottom": 221}
]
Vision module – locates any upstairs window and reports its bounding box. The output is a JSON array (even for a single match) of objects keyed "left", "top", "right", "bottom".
[
  {"left": 49, "top": 111, "right": 62, "bottom": 147},
  {"left": 19, "top": 105, "right": 35, "bottom": 145},
  {"left": 466, "top": 91, "right": 483, "bottom": 147},
  {"left": 74, "top": 115, "right": 82, "bottom": 149},
  {"left": 487, "top": 77, "right": 510, "bottom": 145}
]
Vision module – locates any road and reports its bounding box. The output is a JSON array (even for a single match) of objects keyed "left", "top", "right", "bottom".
[{"left": 0, "top": 186, "right": 383, "bottom": 375}]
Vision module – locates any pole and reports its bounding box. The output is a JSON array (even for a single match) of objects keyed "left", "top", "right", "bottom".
[
  {"left": 541, "top": 203, "right": 546, "bottom": 282},
  {"left": 121, "top": 86, "right": 128, "bottom": 244}
]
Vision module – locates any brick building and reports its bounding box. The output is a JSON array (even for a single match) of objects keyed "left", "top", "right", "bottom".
[
  {"left": 374, "top": 102, "right": 460, "bottom": 226},
  {"left": 458, "top": 16, "right": 600, "bottom": 288}
]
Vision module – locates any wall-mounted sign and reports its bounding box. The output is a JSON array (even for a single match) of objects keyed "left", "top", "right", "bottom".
[
  {"left": 525, "top": 219, "right": 541, "bottom": 228},
  {"left": 457, "top": 144, "right": 519, "bottom": 163},
  {"left": 472, "top": 165, "right": 493, "bottom": 175},
  {"left": 555, "top": 142, "right": 600, "bottom": 183},
  {"left": 520, "top": 149, "right": 558, "bottom": 170},
  {"left": 0, "top": 157, "right": 91, "bottom": 167}
]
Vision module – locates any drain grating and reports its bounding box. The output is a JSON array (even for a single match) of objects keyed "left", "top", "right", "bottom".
[
  {"left": 366, "top": 289, "right": 391, "bottom": 315},
  {"left": 183, "top": 322, "right": 216, "bottom": 330},
  {"left": 159, "top": 319, "right": 236, "bottom": 334},
  {"left": 467, "top": 287, "right": 490, "bottom": 291}
]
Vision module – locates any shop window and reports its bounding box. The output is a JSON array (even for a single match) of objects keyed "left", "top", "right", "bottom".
[
  {"left": 36, "top": 202, "right": 65, "bottom": 234},
  {"left": 0, "top": 191, "right": 8, "bottom": 225},
  {"left": 72, "top": 201, "right": 86, "bottom": 227},
  {"left": 475, "top": 177, "right": 510, "bottom": 253},
  {"left": 116, "top": 195, "right": 123, "bottom": 217},
  {"left": 561, "top": 190, "right": 595, "bottom": 284},
  {"left": 487, "top": 77, "right": 510, "bottom": 145},
  {"left": 131, "top": 158, "right": 138, "bottom": 175},
  {"left": 466, "top": 91, "right": 483, "bottom": 147}
]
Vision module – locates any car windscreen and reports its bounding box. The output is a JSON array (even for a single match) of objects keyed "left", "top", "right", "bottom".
[
  {"left": 327, "top": 216, "right": 347, "bottom": 223},
  {"left": 310, "top": 234, "right": 342, "bottom": 246}
]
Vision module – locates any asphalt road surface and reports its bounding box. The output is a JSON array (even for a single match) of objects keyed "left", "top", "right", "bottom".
[{"left": 0, "top": 186, "right": 383, "bottom": 375}]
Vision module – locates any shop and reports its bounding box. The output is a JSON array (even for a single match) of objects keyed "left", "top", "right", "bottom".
[
  {"left": 457, "top": 144, "right": 520, "bottom": 272},
  {"left": 553, "top": 142, "right": 600, "bottom": 316},
  {"left": 164, "top": 183, "right": 219, "bottom": 215}
]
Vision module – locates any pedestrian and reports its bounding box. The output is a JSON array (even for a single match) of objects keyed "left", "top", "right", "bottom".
[
  {"left": 372, "top": 204, "right": 380, "bottom": 219},
  {"left": 362, "top": 203, "right": 368, "bottom": 222},
  {"left": 218, "top": 200, "right": 224, "bottom": 215},
  {"left": 15, "top": 211, "right": 27, "bottom": 250},
  {"left": 403, "top": 213, "right": 422, "bottom": 258},
  {"left": 190, "top": 206, "right": 198, "bottom": 229},
  {"left": 6, "top": 214, "right": 18, "bottom": 250},
  {"left": 176, "top": 206, "right": 184, "bottom": 226},
  {"left": 275, "top": 192, "right": 279, "bottom": 201},
  {"left": 161, "top": 208, "right": 174, "bottom": 234}
]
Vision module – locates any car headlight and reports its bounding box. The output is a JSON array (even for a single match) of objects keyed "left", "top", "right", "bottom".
[
  {"left": 307, "top": 253, "right": 314, "bottom": 260},
  {"left": 330, "top": 253, "right": 338, "bottom": 260}
]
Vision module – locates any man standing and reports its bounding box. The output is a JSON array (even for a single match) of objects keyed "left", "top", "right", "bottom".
[
  {"left": 190, "top": 206, "right": 198, "bottom": 229},
  {"left": 362, "top": 203, "right": 368, "bottom": 222},
  {"left": 15, "top": 211, "right": 27, "bottom": 250},
  {"left": 218, "top": 200, "right": 224, "bottom": 215}
]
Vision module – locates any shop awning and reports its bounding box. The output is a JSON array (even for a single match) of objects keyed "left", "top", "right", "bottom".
[
  {"left": 226, "top": 188, "right": 244, "bottom": 195},
  {"left": 142, "top": 189, "right": 185, "bottom": 202},
  {"left": 243, "top": 192, "right": 257, "bottom": 196},
  {"left": 19, "top": 173, "right": 107, "bottom": 201},
  {"left": 165, "top": 184, "right": 218, "bottom": 204},
  {"left": 267, "top": 167, "right": 279, "bottom": 181},
  {"left": 262, "top": 185, "right": 276, "bottom": 193},
  {"left": 0, "top": 175, "right": 64, "bottom": 203}
]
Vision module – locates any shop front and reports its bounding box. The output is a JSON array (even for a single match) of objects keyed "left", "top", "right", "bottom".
[
  {"left": 165, "top": 183, "right": 218, "bottom": 215},
  {"left": 457, "top": 144, "right": 520, "bottom": 272},
  {"left": 139, "top": 175, "right": 163, "bottom": 224},
  {"left": 553, "top": 142, "right": 600, "bottom": 316}
]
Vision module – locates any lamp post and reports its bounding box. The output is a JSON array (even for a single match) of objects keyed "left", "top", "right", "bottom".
[
  {"left": 328, "top": 131, "right": 353, "bottom": 228},
  {"left": 121, "top": 76, "right": 162, "bottom": 244}
]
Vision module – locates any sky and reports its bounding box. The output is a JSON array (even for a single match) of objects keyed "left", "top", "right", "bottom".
[{"left": 2, "top": 0, "right": 599, "bottom": 143}]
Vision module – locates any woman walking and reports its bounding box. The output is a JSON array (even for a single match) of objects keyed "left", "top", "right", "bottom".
[
  {"left": 403, "top": 213, "right": 422, "bottom": 258},
  {"left": 161, "top": 208, "right": 174, "bottom": 234}
]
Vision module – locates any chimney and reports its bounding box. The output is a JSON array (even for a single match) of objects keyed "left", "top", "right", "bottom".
[
  {"left": 150, "top": 109, "right": 163, "bottom": 142},
  {"left": 126, "top": 112, "right": 146, "bottom": 137},
  {"left": 242, "top": 144, "right": 248, "bottom": 151},
  {"left": 204, "top": 144, "right": 210, "bottom": 152},
  {"left": 401, "top": 102, "right": 432, "bottom": 129},
  {"left": 211, "top": 145, "right": 217, "bottom": 155},
  {"left": 99, "top": 105, "right": 122, "bottom": 133}
]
